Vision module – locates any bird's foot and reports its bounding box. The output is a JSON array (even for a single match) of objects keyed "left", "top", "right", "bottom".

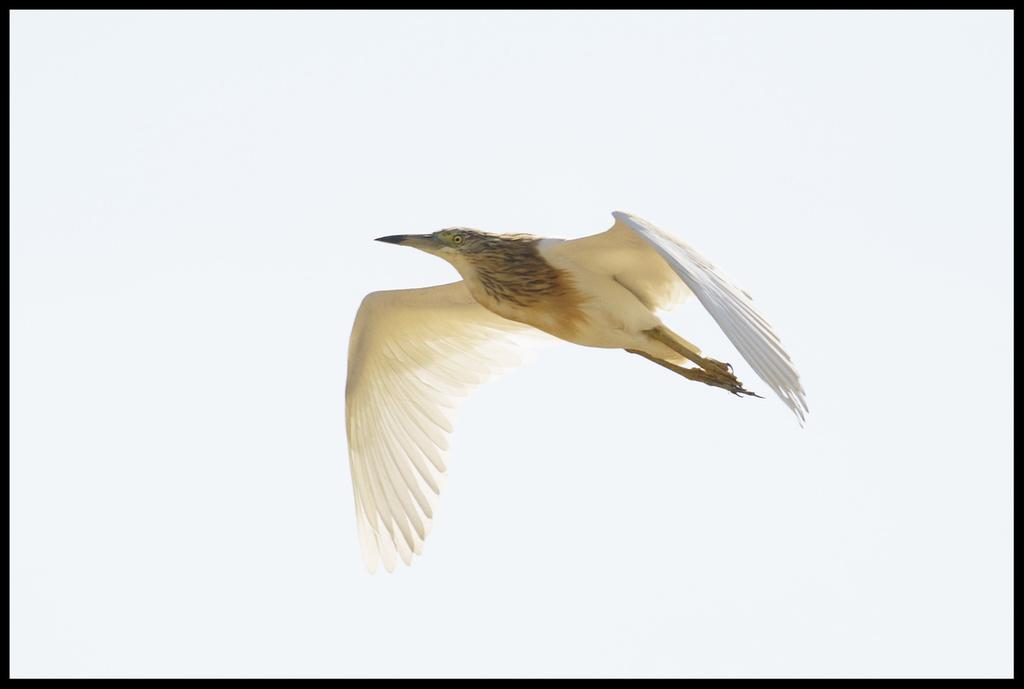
[
  {"left": 688, "top": 367, "right": 762, "bottom": 399},
  {"left": 699, "top": 357, "right": 734, "bottom": 377},
  {"left": 626, "top": 348, "right": 762, "bottom": 399}
]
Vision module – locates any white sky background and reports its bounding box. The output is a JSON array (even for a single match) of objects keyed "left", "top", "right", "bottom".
[{"left": 10, "top": 10, "right": 1012, "bottom": 678}]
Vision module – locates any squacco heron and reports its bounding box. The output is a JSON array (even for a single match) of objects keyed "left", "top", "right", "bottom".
[{"left": 346, "top": 211, "right": 807, "bottom": 572}]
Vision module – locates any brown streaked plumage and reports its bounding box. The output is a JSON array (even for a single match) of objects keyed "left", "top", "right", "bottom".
[{"left": 449, "top": 230, "right": 590, "bottom": 339}]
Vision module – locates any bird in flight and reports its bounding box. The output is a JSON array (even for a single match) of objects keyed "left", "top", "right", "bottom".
[{"left": 345, "top": 211, "right": 807, "bottom": 572}]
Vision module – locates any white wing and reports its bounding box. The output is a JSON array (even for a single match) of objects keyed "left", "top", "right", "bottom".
[
  {"left": 610, "top": 211, "right": 809, "bottom": 423},
  {"left": 345, "top": 281, "right": 537, "bottom": 572}
]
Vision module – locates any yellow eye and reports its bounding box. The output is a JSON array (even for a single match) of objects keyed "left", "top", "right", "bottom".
[{"left": 452, "top": 234, "right": 464, "bottom": 245}]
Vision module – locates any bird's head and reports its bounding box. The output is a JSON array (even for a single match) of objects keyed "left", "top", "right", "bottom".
[
  {"left": 375, "top": 228, "right": 538, "bottom": 277},
  {"left": 375, "top": 227, "right": 488, "bottom": 256}
]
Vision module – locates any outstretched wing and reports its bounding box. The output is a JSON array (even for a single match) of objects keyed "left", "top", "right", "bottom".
[
  {"left": 345, "top": 281, "right": 537, "bottom": 572},
  {"left": 608, "top": 211, "right": 808, "bottom": 423}
]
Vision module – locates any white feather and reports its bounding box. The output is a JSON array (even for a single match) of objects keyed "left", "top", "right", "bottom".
[{"left": 345, "top": 281, "right": 539, "bottom": 572}]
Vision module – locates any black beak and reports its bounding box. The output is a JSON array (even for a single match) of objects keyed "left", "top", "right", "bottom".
[
  {"left": 374, "top": 234, "right": 411, "bottom": 245},
  {"left": 374, "top": 234, "right": 437, "bottom": 251}
]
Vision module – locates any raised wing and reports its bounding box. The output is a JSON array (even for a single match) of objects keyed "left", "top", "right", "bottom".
[
  {"left": 546, "top": 219, "right": 692, "bottom": 312},
  {"left": 611, "top": 211, "right": 809, "bottom": 423},
  {"left": 345, "top": 281, "right": 536, "bottom": 572}
]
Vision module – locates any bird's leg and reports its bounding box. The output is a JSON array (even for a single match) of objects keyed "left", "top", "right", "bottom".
[
  {"left": 626, "top": 349, "right": 762, "bottom": 398},
  {"left": 643, "top": 326, "right": 734, "bottom": 377}
]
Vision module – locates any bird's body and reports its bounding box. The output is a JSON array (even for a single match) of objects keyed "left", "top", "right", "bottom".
[
  {"left": 346, "top": 211, "right": 808, "bottom": 572},
  {"left": 432, "top": 230, "right": 693, "bottom": 363}
]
